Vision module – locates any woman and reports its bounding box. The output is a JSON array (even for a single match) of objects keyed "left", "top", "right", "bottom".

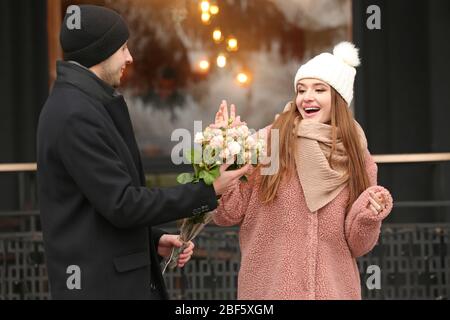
[{"left": 212, "top": 42, "right": 393, "bottom": 300}]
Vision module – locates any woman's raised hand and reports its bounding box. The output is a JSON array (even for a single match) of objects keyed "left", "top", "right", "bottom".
[{"left": 211, "top": 100, "right": 246, "bottom": 128}]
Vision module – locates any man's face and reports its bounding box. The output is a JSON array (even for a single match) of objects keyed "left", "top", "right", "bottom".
[{"left": 100, "top": 42, "right": 133, "bottom": 88}]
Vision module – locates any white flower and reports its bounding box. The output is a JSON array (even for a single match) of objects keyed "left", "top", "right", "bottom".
[
  {"left": 203, "top": 133, "right": 211, "bottom": 141},
  {"left": 228, "top": 141, "right": 241, "bottom": 156},
  {"left": 205, "top": 127, "right": 223, "bottom": 138},
  {"left": 212, "top": 128, "right": 223, "bottom": 136},
  {"left": 194, "top": 132, "right": 204, "bottom": 144},
  {"left": 220, "top": 148, "right": 231, "bottom": 159},
  {"left": 236, "top": 125, "right": 250, "bottom": 137},
  {"left": 225, "top": 136, "right": 234, "bottom": 144},
  {"left": 210, "top": 134, "right": 224, "bottom": 148},
  {"left": 226, "top": 128, "right": 238, "bottom": 139},
  {"left": 246, "top": 136, "right": 256, "bottom": 148}
]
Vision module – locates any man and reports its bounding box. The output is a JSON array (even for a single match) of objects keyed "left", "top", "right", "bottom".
[{"left": 37, "top": 5, "right": 248, "bottom": 300}]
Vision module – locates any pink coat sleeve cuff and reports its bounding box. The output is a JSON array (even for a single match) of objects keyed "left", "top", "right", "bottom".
[
  {"left": 345, "top": 185, "right": 394, "bottom": 257},
  {"left": 349, "top": 186, "right": 393, "bottom": 223},
  {"left": 212, "top": 180, "right": 248, "bottom": 227}
]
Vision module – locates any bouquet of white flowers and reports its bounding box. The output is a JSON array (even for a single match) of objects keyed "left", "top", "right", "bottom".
[{"left": 162, "top": 103, "right": 266, "bottom": 273}]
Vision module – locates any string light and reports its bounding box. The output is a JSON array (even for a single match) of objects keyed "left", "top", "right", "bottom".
[
  {"left": 210, "top": 4, "right": 219, "bottom": 15},
  {"left": 217, "top": 54, "right": 227, "bottom": 68},
  {"left": 212, "top": 29, "right": 223, "bottom": 43},
  {"left": 199, "top": 59, "right": 210, "bottom": 73},
  {"left": 236, "top": 72, "right": 249, "bottom": 85},
  {"left": 200, "top": 1, "right": 210, "bottom": 12},
  {"left": 227, "top": 36, "right": 238, "bottom": 52},
  {"left": 201, "top": 12, "right": 211, "bottom": 24}
]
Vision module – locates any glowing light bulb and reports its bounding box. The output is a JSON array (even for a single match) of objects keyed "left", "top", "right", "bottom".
[
  {"left": 212, "top": 29, "right": 223, "bottom": 43},
  {"left": 237, "top": 72, "right": 248, "bottom": 84},
  {"left": 217, "top": 54, "right": 227, "bottom": 68},
  {"left": 201, "top": 12, "right": 211, "bottom": 24},
  {"left": 199, "top": 59, "right": 210, "bottom": 72},
  {"left": 210, "top": 5, "right": 219, "bottom": 15},
  {"left": 200, "top": 1, "right": 210, "bottom": 12},
  {"left": 227, "top": 36, "right": 238, "bottom": 52}
]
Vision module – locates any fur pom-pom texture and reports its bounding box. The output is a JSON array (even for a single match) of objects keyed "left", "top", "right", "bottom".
[{"left": 333, "top": 42, "right": 361, "bottom": 67}]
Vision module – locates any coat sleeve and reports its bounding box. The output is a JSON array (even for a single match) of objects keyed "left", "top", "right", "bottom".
[
  {"left": 151, "top": 227, "right": 167, "bottom": 248},
  {"left": 344, "top": 150, "right": 394, "bottom": 258},
  {"left": 213, "top": 166, "right": 258, "bottom": 226},
  {"left": 58, "top": 111, "right": 218, "bottom": 229},
  {"left": 151, "top": 227, "right": 167, "bottom": 262}
]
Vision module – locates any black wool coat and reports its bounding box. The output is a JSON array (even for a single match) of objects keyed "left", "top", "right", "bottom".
[{"left": 37, "top": 61, "right": 217, "bottom": 299}]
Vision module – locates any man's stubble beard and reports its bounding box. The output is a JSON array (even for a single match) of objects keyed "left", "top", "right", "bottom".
[{"left": 100, "top": 63, "right": 121, "bottom": 88}]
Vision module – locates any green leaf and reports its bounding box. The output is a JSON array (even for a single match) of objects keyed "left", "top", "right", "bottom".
[
  {"left": 209, "top": 165, "right": 220, "bottom": 179},
  {"left": 199, "top": 170, "right": 207, "bottom": 179},
  {"left": 199, "top": 170, "right": 216, "bottom": 185},
  {"left": 177, "top": 172, "right": 195, "bottom": 184}
]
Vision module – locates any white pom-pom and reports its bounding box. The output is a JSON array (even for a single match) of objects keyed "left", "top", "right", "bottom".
[{"left": 333, "top": 42, "right": 360, "bottom": 67}]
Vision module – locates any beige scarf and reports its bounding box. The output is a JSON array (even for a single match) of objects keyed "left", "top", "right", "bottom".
[{"left": 294, "top": 119, "right": 367, "bottom": 213}]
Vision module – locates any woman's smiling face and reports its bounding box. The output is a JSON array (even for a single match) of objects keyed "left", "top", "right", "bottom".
[{"left": 296, "top": 78, "right": 332, "bottom": 124}]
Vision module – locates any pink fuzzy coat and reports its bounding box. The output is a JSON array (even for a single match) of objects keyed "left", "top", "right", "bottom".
[{"left": 213, "top": 149, "right": 393, "bottom": 300}]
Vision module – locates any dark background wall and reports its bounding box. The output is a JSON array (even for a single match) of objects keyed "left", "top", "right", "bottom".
[
  {"left": 353, "top": 0, "right": 450, "bottom": 222},
  {"left": 0, "top": 0, "right": 49, "bottom": 210}
]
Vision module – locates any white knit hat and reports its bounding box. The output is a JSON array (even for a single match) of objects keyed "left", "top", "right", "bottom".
[{"left": 294, "top": 42, "right": 361, "bottom": 105}]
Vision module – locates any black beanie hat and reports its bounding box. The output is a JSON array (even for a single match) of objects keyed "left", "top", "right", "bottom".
[{"left": 60, "top": 5, "right": 130, "bottom": 68}]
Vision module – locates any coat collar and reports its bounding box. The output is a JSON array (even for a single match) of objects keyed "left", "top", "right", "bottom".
[{"left": 55, "top": 60, "right": 119, "bottom": 104}]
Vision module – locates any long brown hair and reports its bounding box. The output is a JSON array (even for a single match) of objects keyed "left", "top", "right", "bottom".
[{"left": 259, "top": 88, "right": 370, "bottom": 212}]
